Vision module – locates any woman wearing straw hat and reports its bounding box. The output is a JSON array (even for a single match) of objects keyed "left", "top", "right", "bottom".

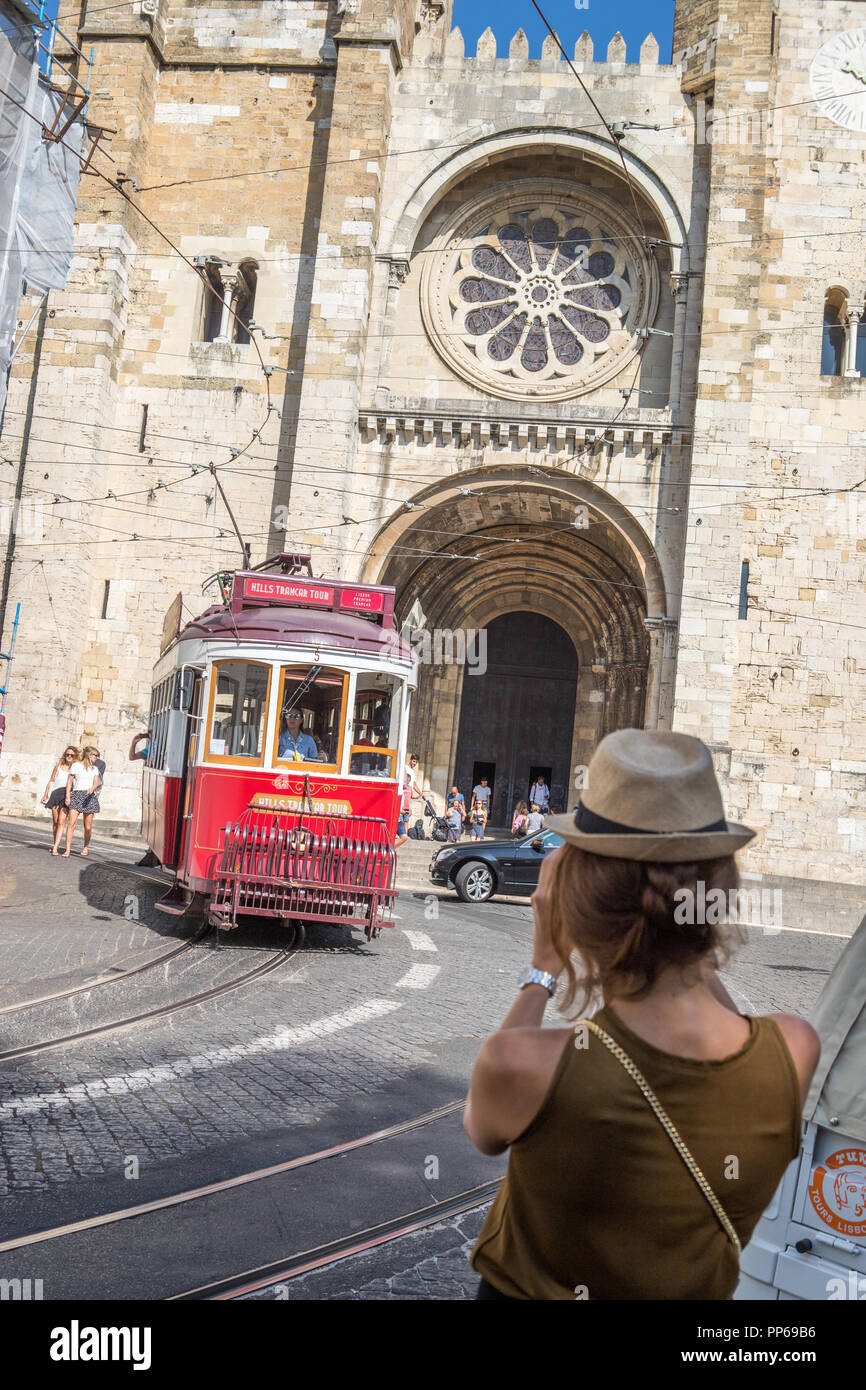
[{"left": 464, "top": 729, "right": 820, "bottom": 1300}]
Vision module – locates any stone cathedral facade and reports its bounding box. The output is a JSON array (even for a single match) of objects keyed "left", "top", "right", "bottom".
[{"left": 2, "top": 0, "right": 865, "bottom": 892}]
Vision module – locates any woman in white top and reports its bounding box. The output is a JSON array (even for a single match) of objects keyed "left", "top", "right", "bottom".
[
  {"left": 42, "top": 746, "right": 79, "bottom": 841},
  {"left": 54, "top": 746, "right": 99, "bottom": 858}
]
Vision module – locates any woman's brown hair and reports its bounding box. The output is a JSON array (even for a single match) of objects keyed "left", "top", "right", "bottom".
[{"left": 548, "top": 845, "right": 743, "bottom": 1014}]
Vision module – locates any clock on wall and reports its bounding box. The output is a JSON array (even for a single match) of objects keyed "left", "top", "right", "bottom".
[{"left": 811, "top": 28, "right": 866, "bottom": 132}]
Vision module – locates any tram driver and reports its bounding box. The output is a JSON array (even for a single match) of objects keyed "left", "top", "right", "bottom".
[{"left": 279, "top": 710, "right": 319, "bottom": 762}]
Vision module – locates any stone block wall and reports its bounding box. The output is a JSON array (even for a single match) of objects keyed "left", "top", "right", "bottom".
[{"left": 674, "top": 0, "right": 866, "bottom": 882}]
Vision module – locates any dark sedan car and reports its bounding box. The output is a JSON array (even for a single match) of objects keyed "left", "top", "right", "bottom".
[{"left": 428, "top": 829, "right": 565, "bottom": 903}]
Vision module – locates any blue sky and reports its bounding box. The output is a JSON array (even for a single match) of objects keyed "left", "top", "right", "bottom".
[
  {"left": 37, "top": 2, "right": 675, "bottom": 64},
  {"left": 452, "top": 0, "right": 675, "bottom": 64}
]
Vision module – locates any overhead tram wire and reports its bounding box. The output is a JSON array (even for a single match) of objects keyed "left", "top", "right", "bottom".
[
  {"left": 3, "top": 418, "right": 862, "bottom": 517},
  {"left": 0, "top": 81, "right": 272, "bottom": 536},
  {"left": 12, "top": 500, "right": 866, "bottom": 637},
  {"left": 3, "top": 36, "right": 859, "bottom": 561},
  {"left": 11, "top": 519, "right": 866, "bottom": 636},
  {"left": 133, "top": 84, "right": 866, "bottom": 195}
]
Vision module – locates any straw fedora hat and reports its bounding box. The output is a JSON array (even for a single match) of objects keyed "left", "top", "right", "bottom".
[{"left": 545, "top": 729, "right": 755, "bottom": 862}]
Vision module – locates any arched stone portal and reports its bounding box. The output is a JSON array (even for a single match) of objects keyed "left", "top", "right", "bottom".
[
  {"left": 454, "top": 611, "right": 578, "bottom": 824},
  {"left": 366, "top": 472, "right": 669, "bottom": 813}
]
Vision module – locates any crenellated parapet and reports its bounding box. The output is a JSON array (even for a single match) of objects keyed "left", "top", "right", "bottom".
[{"left": 441, "top": 26, "right": 668, "bottom": 69}]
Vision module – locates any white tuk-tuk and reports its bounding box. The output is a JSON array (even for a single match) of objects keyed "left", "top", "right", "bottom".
[{"left": 736, "top": 916, "right": 866, "bottom": 1300}]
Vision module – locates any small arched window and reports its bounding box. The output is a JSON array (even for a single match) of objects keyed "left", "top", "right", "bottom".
[
  {"left": 195, "top": 259, "right": 257, "bottom": 345},
  {"left": 821, "top": 288, "right": 846, "bottom": 376}
]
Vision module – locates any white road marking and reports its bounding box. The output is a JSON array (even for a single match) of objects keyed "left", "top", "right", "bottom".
[
  {"left": 743, "top": 922, "right": 853, "bottom": 940},
  {"left": 0, "top": 1000, "right": 402, "bottom": 1120},
  {"left": 722, "top": 978, "right": 758, "bottom": 1015},
  {"left": 402, "top": 929, "right": 438, "bottom": 953},
  {"left": 395, "top": 963, "right": 441, "bottom": 990}
]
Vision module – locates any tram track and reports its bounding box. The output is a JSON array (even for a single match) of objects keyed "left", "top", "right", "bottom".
[
  {"left": 0, "top": 1098, "right": 468, "bottom": 1256},
  {"left": 0, "top": 939, "right": 298, "bottom": 1064},
  {"left": 0, "top": 926, "right": 207, "bottom": 1018},
  {"left": 174, "top": 1180, "right": 502, "bottom": 1300}
]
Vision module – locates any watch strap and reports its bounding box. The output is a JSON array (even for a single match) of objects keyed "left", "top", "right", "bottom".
[{"left": 518, "top": 966, "right": 558, "bottom": 996}]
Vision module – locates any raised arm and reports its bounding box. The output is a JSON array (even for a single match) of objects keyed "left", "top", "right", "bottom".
[
  {"left": 128, "top": 731, "right": 151, "bottom": 762},
  {"left": 464, "top": 848, "right": 571, "bottom": 1154}
]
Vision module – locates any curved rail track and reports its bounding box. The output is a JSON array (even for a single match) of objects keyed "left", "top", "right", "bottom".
[
  {"left": 0, "top": 925, "right": 208, "bottom": 1018},
  {"left": 0, "top": 1098, "right": 468, "bottom": 1255},
  {"left": 174, "top": 1180, "right": 501, "bottom": 1300},
  {"left": 0, "top": 937, "right": 300, "bottom": 1064}
]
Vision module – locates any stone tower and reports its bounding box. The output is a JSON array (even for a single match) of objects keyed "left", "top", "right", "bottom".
[
  {"left": 1, "top": 0, "right": 863, "bottom": 899},
  {"left": 671, "top": 0, "right": 866, "bottom": 881}
]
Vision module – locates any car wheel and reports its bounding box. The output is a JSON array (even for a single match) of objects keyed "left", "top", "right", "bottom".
[{"left": 455, "top": 861, "right": 496, "bottom": 903}]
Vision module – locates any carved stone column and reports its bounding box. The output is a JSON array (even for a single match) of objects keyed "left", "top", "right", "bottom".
[
  {"left": 215, "top": 265, "right": 247, "bottom": 343},
  {"left": 376, "top": 257, "right": 410, "bottom": 387},
  {"left": 643, "top": 616, "right": 678, "bottom": 729},
  {"left": 844, "top": 305, "right": 863, "bottom": 377},
  {"left": 415, "top": 1, "right": 447, "bottom": 59},
  {"left": 668, "top": 273, "right": 690, "bottom": 414}
]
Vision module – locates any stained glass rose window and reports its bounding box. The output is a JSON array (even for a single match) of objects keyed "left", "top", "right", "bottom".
[{"left": 421, "top": 191, "right": 653, "bottom": 401}]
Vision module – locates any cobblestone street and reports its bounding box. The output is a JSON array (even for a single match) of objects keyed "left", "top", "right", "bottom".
[{"left": 0, "top": 820, "right": 854, "bottom": 1299}]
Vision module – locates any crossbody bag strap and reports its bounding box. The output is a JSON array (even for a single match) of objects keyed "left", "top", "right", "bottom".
[{"left": 575, "top": 1018, "right": 742, "bottom": 1256}]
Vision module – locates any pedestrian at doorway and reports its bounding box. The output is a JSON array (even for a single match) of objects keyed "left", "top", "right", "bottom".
[
  {"left": 41, "top": 745, "right": 79, "bottom": 843},
  {"left": 469, "top": 802, "right": 487, "bottom": 840},
  {"left": 54, "top": 746, "right": 100, "bottom": 857},
  {"left": 529, "top": 775, "right": 550, "bottom": 812},
  {"left": 464, "top": 728, "right": 819, "bottom": 1300},
  {"left": 80, "top": 747, "right": 105, "bottom": 857},
  {"left": 446, "top": 802, "right": 463, "bottom": 842},
  {"left": 472, "top": 777, "right": 491, "bottom": 816},
  {"left": 447, "top": 785, "right": 466, "bottom": 829},
  {"left": 511, "top": 801, "right": 529, "bottom": 838},
  {"left": 525, "top": 804, "right": 544, "bottom": 836},
  {"left": 403, "top": 754, "right": 421, "bottom": 816}
]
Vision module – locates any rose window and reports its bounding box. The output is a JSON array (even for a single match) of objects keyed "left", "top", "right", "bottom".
[{"left": 422, "top": 191, "right": 654, "bottom": 401}]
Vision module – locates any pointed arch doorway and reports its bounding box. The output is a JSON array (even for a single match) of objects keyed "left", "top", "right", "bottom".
[{"left": 453, "top": 611, "right": 578, "bottom": 828}]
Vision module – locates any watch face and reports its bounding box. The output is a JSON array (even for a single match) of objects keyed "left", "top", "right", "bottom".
[{"left": 811, "top": 28, "right": 866, "bottom": 131}]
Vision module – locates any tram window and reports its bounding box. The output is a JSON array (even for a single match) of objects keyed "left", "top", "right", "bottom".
[
  {"left": 349, "top": 681, "right": 399, "bottom": 778},
  {"left": 274, "top": 666, "right": 346, "bottom": 767},
  {"left": 208, "top": 661, "right": 270, "bottom": 762},
  {"left": 146, "top": 675, "right": 172, "bottom": 771}
]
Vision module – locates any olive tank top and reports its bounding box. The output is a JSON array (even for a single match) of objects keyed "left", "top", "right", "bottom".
[{"left": 470, "top": 1005, "right": 802, "bottom": 1300}]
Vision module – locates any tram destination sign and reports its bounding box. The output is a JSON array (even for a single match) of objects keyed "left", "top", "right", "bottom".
[
  {"left": 235, "top": 572, "right": 393, "bottom": 626},
  {"left": 160, "top": 592, "right": 183, "bottom": 653},
  {"left": 241, "top": 576, "right": 335, "bottom": 607}
]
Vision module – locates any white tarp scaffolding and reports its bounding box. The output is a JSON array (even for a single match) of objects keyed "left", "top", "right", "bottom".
[
  {"left": 0, "top": 0, "right": 83, "bottom": 415},
  {"left": 805, "top": 911, "right": 866, "bottom": 1145}
]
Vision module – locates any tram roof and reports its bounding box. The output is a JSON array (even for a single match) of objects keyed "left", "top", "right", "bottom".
[{"left": 176, "top": 603, "right": 414, "bottom": 663}]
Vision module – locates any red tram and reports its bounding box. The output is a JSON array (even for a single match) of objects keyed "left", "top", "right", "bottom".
[{"left": 140, "top": 555, "right": 416, "bottom": 940}]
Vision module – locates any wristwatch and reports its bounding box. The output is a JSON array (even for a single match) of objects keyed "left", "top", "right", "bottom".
[{"left": 517, "top": 966, "right": 558, "bottom": 997}]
